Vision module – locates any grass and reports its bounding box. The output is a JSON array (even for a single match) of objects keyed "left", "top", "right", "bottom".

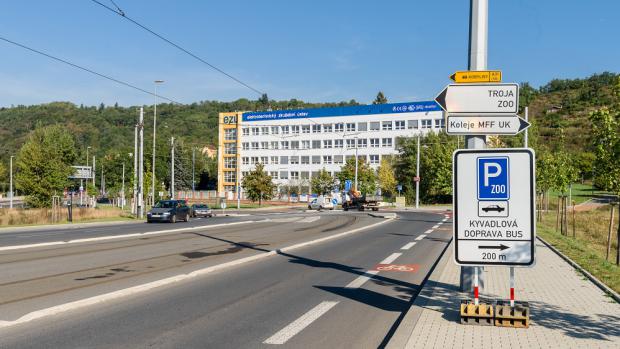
[
  {"left": 537, "top": 204, "right": 620, "bottom": 293},
  {"left": 0, "top": 206, "right": 134, "bottom": 227},
  {"left": 548, "top": 182, "right": 614, "bottom": 205}
]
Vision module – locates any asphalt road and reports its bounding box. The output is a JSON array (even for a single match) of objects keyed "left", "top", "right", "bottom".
[{"left": 0, "top": 210, "right": 451, "bottom": 348}]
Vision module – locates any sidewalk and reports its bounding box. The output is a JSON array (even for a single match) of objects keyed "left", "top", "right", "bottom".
[{"left": 389, "top": 240, "right": 620, "bottom": 348}]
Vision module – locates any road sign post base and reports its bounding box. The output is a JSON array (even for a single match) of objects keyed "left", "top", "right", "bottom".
[
  {"left": 460, "top": 299, "right": 494, "bottom": 326},
  {"left": 494, "top": 300, "right": 530, "bottom": 328}
]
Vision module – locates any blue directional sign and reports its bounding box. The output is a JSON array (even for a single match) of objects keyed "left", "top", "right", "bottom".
[
  {"left": 344, "top": 180, "right": 352, "bottom": 192},
  {"left": 332, "top": 198, "right": 338, "bottom": 205},
  {"left": 477, "top": 157, "right": 509, "bottom": 201}
]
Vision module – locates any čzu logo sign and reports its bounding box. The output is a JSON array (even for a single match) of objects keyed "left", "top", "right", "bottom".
[{"left": 223, "top": 115, "right": 237, "bottom": 124}]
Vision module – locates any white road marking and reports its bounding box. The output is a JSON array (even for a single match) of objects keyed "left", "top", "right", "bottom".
[
  {"left": 380, "top": 252, "right": 402, "bottom": 264},
  {"left": 0, "top": 221, "right": 259, "bottom": 252},
  {"left": 0, "top": 216, "right": 394, "bottom": 329},
  {"left": 264, "top": 301, "right": 339, "bottom": 345},
  {"left": 401, "top": 242, "right": 417, "bottom": 250},
  {"left": 432, "top": 224, "right": 440, "bottom": 229},
  {"left": 415, "top": 234, "right": 427, "bottom": 241},
  {"left": 345, "top": 270, "right": 379, "bottom": 289},
  {"left": 423, "top": 229, "right": 433, "bottom": 235}
]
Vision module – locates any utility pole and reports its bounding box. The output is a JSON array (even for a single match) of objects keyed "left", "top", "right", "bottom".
[
  {"left": 416, "top": 133, "right": 421, "bottom": 209},
  {"left": 170, "top": 137, "right": 175, "bottom": 199},
  {"left": 138, "top": 107, "right": 145, "bottom": 218},
  {"left": 354, "top": 136, "right": 359, "bottom": 191},
  {"left": 92, "top": 156, "right": 96, "bottom": 187},
  {"left": 9, "top": 155, "right": 14, "bottom": 209},
  {"left": 192, "top": 147, "right": 196, "bottom": 193},
  {"left": 121, "top": 163, "right": 125, "bottom": 210},
  {"left": 152, "top": 80, "right": 164, "bottom": 206},
  {"left": 133, "top": 125, "right": 138, "bottom": 215},
  {"left": 460, "top": 0, "right": 487, "bottom": 293}
]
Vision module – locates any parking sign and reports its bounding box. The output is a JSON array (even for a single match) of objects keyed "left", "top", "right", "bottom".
[{"left": 477, "top": 157, "right": 509, "bottom": 200}]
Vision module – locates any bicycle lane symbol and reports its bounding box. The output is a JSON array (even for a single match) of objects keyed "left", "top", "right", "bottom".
[{"left": 372, "top": 264, "right": 420, "bottom": 272}]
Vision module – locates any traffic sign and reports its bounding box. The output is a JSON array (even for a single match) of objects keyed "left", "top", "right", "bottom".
[
  {"left": 435, "top": 83, "right": 519, "bottom": 116},
  {"left": 450, "top": 70, "right": 502, "bottom": 83},
  {"left": 453, "top": 148, "right": 535, "bottom": 267},
  {"left": 344, "top": 180, "right": 352, "bottom": 192},
  {"left": 446, "top": 116, "right": 531, "bottom": 135}
]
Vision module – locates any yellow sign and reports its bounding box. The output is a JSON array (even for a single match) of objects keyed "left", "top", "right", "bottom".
[{"left": 450, "top": 70, "right": 502, "bottom": 83}]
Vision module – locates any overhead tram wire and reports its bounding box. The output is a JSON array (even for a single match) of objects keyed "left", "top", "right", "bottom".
[
  {"left": 0, "top": 35, "right": 182, "bottom": 104},
  {"left": 89, "top": 0, "right": 265, "bottom": 96}
]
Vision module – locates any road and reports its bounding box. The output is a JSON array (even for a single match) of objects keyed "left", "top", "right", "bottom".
[{"left": 0, "top": 210, "right": 451, "bottom": 348}]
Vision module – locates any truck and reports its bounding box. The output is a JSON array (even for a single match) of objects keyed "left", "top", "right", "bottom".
[{"left": 341, "top": 189, "right": 381, "bottom": 211}]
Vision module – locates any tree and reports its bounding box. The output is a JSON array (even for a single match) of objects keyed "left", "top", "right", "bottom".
[
  {"left": 373, "top": 91, "right": 388, "bottom": 105},
  {"left": 258, "top": 93, "right": 270, "bottom": 109},
  {"left": 377, "top": 157, "right": 397, "bottom": 198},
  {"left": 337, "top": 158, "right": 376, "bottom": 195},
  {"left": 590, "top": 108, "right": 620, "bottom": 194},
  {"left": 242, "top": 163, "right": 276, "bottom": 206},
  {"left": 311, "top": 168, "right": 335, "bottom": 195},
  {"left": 15, "top": 125, "right": 77, "bottom": 207}
]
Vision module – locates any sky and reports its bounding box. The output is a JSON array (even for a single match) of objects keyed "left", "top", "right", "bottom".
[{"left": 0, "top": 0, "right": 618, "bottom": 107}]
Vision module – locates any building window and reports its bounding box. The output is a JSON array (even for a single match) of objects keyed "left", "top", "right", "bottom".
[
  {"left": 242, "top": 127, "right": 249, "bottom": 136},
  {"left": 422, "top": 119, "right": 432, "bottom": 129},
  {"left": 281, "top": 141, "right": 289, "bottom": 149},
  {"left": 358, "top": 122, "right": 368, "bottom": 131},
  {"left": 312, "top": 125, "right": 321, "bottom": 133},
  {"left": 261, "top": 127, "right": 269, "bottom": 135},
  {"left": 335, "top": 123, "right": 344, "bottom": 132},
  {"left": 370, "top": 155, "right": 380, "bottom": 164},
  {"left": 292, "top": 125, "right": 300, "bottom": 134},
  {"left": 370, "top": 122, "right": 380, "bottom": 131},
  {"left": 302, "top": 125, "right": 311, "bottom": 134},
  {"left": 260, "top": 156, "right": 268, "bottom": 164},
  {"left": 242, "top": 142, "right": 249, "bottom": 151},
  {"left": 271, "top": 156, "right": 279, "bottom": 164},
  {"left": 334, "top": 155, "right": 344, "bottom": 164},
  {"left": 242, "top": 157, "right": 249, "bottom": 165},
  {"left": 252, "top": 127, "right": 259, "bottom": 136},
  {"left": 346, "top": 155, "right": 355, "bottom": 162},
  {"left": 300, "top": 171, "right": 309, "bottom": 179},
  {"left": 290, "top": 156, "right": 299, "bottom": 165},
  {"left": 312, "top": 140, "right": 321, "bottom": 149},
  {"left": 251, "top": 157, "right": 258, "bottom": 165},
  {"left": 280, "top": 171, "right": 288, "bottom": 180},
  {"left": 323, "top": 124, "right": 333, "bottom": 133},
  {"left": 271, "top": 126, "right": 279, "bottom": 134},
  {"left": 281, "top": 125, "right": 289, "bottom": 134},
  {"left": 270, "top": 171, "right": 278, "bottom": 179},
  {"left": 346, "top": 139, "right": 356, "bottom": 149},
  {"left": 346, "top": 123, "right": 356, "bottom": 132},
  {"left": 334, "top": 139, "right": 344, "bottom": 148},
  {"left": 224, "top": 143, "right": 236, "bottom": 154},
  {"left": 323, "top": 140, "right": 332, "bottom": 148},
  {"left": 357, "top": 138, "right": 367, "bottom": 148},
  {"left": 302, "top": 140, "right": 310, "bottom": 149},
  {"left": 251, "top": 142, "right": 259, "bottom": 150},
  {"left": 224, "top": 172, "right": 236, "bottom": 183},
  {"left": 301, "top": 156, "right": 310, "bottom": 165},
  {"left": 224, "top": 157, "right": 237, "bottom": 169},
  {"left": 395, "top": 120, "right": 405, "bottom": 130},
  {"left": 280, "top": 156, "right": 289, "bottom": 165},
  {"left": 435, "top": 119, "right": 445, "bottom": 128},
  {"left": 370, "top": 138, "right": 380, "bottom": 147},
  {"left": 291, "top": 141, "right": 300, "bottom": 149},
  {"left": 291, "top": 171, "right": 299, "bottom": 180},
  {"left": 382, "top": 138, "right": 393, "bottom": 147},
  {"left": 224, "top": 128, "right": 237, "bottom": 140},
  {"left": 312, "top": 155, "right": 321, "bottom": 164},
  {"left": 382, "top": 121, "right": 392, "bottom": 130},
  {"left": 261, "top": 142, "right": 269, "bottom": 149},
  {"left": 323, "top": 155, "right": 332, "bottom": 164},
  {"left": 408, "top": 120, "right": 419, "bottom": 129},
  {"left": 271, "top": 141, "right": 279, "bottom": 149}
]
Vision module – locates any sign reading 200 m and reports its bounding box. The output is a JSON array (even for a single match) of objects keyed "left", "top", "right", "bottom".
[{"left": 453, "top": 148, "right": 535, "bottom": 267}]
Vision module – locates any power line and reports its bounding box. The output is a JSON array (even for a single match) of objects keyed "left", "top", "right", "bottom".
[
  {"left": 89, "top": 0, "right": 266, "bottom": 96},
  {"left": 0, "top": 35, "right": 182, "bottom": 104}
]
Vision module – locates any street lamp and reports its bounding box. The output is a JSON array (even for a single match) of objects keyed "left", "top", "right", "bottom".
[
  {"left": 152, "top": 80, "right": 164, "bottom": 205},
  {"left": 9, "top": 155, "right": 14, "bottom": 209},
  {"left": 354, "top": 136, "right": 359, "bottom": 191}
]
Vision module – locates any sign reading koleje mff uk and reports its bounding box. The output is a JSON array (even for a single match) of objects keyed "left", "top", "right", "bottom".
[{"left": 453, "top": 149, "right": 535, "bottom": 267}]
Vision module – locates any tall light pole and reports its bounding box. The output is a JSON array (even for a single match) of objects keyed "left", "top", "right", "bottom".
[
  {"left": 170, "top": 137, "right": 175, "bottom": 199},
  {"left": 9, "top": 155, "right": 14, "bottom": 209},
  {"left": 354, "top": 136, "right": 359, "bottom": 191},
  {"left": 192, "top": 147, "right": 196, "bottom": 193},
  {"left": 138, "top": 107, "right": 145, "bottom": 218},
  {"left": 152, "top": 80, "right": 164, "bottom": 206},
  {"left": 416, "top": 133, "right": 421, "bottom": 209}
]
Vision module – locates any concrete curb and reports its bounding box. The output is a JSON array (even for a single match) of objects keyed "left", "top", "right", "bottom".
[
  {"left": 0, "top": 219, "right": 140, "bottom": 234},
  {"left": 368, "top": 212, "right": 397, "bottom": 219},
  {"left": 537, "top": 236, "right": 620, "bottom": 303}
]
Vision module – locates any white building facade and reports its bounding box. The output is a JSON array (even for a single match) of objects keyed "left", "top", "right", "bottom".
[{"left": 238, "top": 101, "right": 444, "bottom": 195}]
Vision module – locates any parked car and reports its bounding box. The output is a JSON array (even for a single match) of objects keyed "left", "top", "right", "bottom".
[
  {"left": 147, "top": 200, "right": 190, "bottom": 223},
  {"left": 191, "top": 203, "right": 214, "bottom": 218},
  {"left": 308, "top": 195, "right": 335, "bottom": 211}
]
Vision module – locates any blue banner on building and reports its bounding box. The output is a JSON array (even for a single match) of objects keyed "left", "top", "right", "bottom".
[{"left": 242, "top": 101, "right": 441, "bottom": 122}]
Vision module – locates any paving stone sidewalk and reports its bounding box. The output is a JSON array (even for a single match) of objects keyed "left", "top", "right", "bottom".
[{"left": 389, "top": 240, "right": 620, "bottom": 349}]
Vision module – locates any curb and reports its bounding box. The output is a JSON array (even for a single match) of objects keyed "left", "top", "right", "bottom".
[
  {"left": 537, "top": 236, "right": 620, "bottom": 303},
  {"left": 0, "top": 219, "right": 140, "bottom": 234}
]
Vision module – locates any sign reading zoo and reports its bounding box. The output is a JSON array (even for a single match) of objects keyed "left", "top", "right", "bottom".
[{"left": 453, "top": 149, "right": 535, "bottom": 267}]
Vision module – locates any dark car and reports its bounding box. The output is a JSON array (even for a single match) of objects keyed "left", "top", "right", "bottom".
[
  {"left": 482, "top": 204, "right": 505, "bottom": 213},
  {"left": 147, "top": 200, "right": 191, "bottom": 223},
  {"left": 191, "top": 204, "right": 214, "bottom": 218}
]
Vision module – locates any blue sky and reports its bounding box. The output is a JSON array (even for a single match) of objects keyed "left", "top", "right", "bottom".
[{"left": 0, "top": 0, "right": 618, "bottom": 107}]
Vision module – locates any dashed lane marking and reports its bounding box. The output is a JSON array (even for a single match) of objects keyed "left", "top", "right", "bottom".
[
  {"left": 401, "top": 242, "right": 417, "bottom": 250},
  {"left": 415, "top": 234, "right": 427, "bottom": 241},
  {"left": 380, "top": 252, "right": 402, "bottom": 264},
  {"left": 345, "top": 270, "right": 379, "bottom": 289},
  {"left": 263, "top": 301, "right": 339, "bottom": 345}
]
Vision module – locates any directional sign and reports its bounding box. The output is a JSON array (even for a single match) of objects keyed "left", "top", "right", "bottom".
[
  {"left": 453, "top": 148, "right": 535, "bottom": 267},
  {"left": 435, "top": 83, "right": 519, "bottom": 116},
  {"left": 447, "top": 116, "right": 530, "bottom": 135},
  {"left": 450, "top": 70, "right": 502, "bottom": 83}
]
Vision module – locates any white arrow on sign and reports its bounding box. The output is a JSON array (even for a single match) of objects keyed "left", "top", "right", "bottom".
[
  {"left": 435, "top": 83, "right": 519, "bottom": 116},
  {"left": 446, "top": 115, "right": 530, "bottom": 135}
]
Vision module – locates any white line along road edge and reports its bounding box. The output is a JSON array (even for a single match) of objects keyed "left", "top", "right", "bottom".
[
  {"left": 263, "top": 301, "right": 339, "bottom": 345},
  {"left": 0, "top": 217, "right": 393, "bottom": 329}
]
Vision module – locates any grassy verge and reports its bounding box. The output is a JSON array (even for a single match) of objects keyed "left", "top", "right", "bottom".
[
  {"left": 548, "top": 182, "right": 613, "bottom": 205},
  {"left": 537, "top": 206, "right": 619, "bottom": 293}
]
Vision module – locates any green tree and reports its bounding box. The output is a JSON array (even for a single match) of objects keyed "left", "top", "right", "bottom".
[
  {"left": 377, "top": 156, "right": 397, "bottom": 198},
  {"left": 373, "top": 91, "right": 388, "bottom": 105},
  {"left": 590, "top": 108, "right": 620, "bottom": 193},
  {"left": 337, "top": 158, "right": 376, "bottom": 194},
  {"left": 311, "top": 168, "right": 335, "bottom": 195},
  {"left": 242, "top": 163, "right": 276, "bottom": 206},
  {"left": 15, "top": 125, "right": 77, "bottom": 207}
]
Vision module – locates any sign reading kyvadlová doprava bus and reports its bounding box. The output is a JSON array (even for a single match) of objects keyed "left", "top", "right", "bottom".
[{"left": 453, "top": 148, "right": 535, "bottom": 267}]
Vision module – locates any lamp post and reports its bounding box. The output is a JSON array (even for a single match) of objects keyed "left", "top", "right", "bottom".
[
  {"left": 152, "top": 80, "right": 164, "bottom": 206},
  {"left": 9, "top": 155, "right": 14, "bottom": 209},
  {"left": 354, "top": 136, "right": 359, "bottom": 191},
  {"left": 416, "top": 133, "right": 420, "bottom": 209}
]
